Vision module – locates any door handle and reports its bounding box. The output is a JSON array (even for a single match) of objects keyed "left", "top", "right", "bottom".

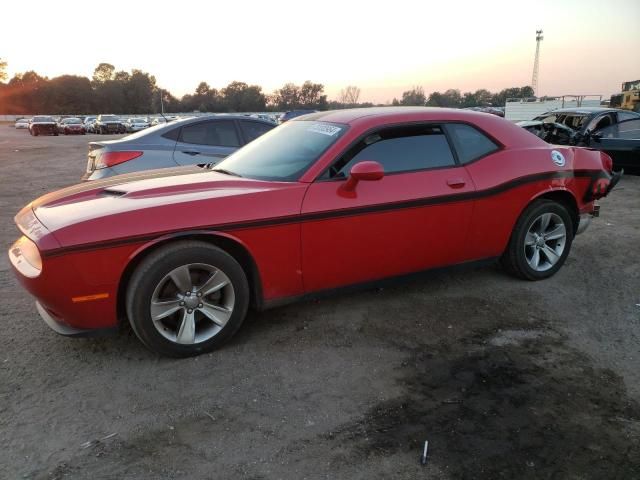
[
  {"left": 181, "top": 151, "right": 200, "bottom": 156},
  {"left": 447, "top": 178, "right": 466, "bottom": 188}
]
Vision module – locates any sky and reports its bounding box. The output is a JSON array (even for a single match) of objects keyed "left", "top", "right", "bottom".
[{"left": 2, "top": 0, "right": 639, "bottom": 103}]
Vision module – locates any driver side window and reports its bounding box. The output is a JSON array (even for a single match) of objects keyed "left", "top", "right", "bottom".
[
  {"left": 588, "top": 114, "right": 614, "bottom": 132},
  {"left": 324, "top": 124, "right": 455, "bottom": 179}
]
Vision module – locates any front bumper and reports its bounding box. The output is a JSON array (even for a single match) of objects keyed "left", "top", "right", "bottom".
[{"left": 36, "top": 301, "right": 117, "bottom": 337}]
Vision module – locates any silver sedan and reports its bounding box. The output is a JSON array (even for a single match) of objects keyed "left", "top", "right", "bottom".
[{"left": 82, "top": 115, "right": 275, "bottom": 181}]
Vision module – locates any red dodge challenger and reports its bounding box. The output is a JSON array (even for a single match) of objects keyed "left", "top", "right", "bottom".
[{"left": 9, "top": 108, "right": 620, "bottom": 357}]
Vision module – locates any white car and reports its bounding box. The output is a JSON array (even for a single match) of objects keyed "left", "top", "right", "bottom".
[
  {"left": 15, "top": 118, "right": 30, "bottom": 129},
  {"left": 125, "top": 117, "right": 150, "bottom": 132}
]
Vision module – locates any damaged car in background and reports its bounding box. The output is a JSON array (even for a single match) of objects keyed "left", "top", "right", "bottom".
[{"left": 518, "top": 107, "right": 640, "bottom": 171}]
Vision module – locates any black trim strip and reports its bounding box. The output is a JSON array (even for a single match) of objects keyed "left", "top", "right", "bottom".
[
  {"left": 41, "top": 169, "right": 601, "bottom": 258},
  {"left": 261, "top": 257, "right": 500, "bottom": 310}
]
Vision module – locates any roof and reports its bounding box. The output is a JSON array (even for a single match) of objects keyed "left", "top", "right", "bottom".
[{"left": 294, "top": 107, "right": 500, "bottom": 125}]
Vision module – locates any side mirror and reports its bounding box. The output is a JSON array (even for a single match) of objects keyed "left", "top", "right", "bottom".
[{"left": 342, "top": 161, "right": 384, "bottom": 191}]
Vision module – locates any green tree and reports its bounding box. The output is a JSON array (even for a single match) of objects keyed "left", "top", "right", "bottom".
[
  {"left": 41, "top": 75, "right": 93, "bottom": 113},
  {"left": 298, "top": 81, "right": 327, "bottom": 109},
  {"left": 221, "top": 81, "right": 266, "bottom": 112},
  {"left": 124, "top": 69, "right": 157, "bottom": 113},
  {"left": 401, "top": 86, "right": 426, "bottom": 106},
  {"left": 92, "top": 63, "right": 115, "bottom": 83},
  {"left": 271, "top": 83, "right": 300, "bottom": 110}
]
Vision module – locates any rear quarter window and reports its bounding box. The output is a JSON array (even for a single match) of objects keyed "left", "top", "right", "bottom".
[
  {"left": 445, "top": 123, "right": 499, "bottom": 164},
  {"left": 162, "top": 127, "right": 181, "bottom": 141}
]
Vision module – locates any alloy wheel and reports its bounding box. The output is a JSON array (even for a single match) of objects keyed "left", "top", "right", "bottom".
[
  {"left": 524, "top": 212, "right": 567, "bottom": 272},
  {"left": 150, "top": 263, "right": 235, "bottom": 344}
]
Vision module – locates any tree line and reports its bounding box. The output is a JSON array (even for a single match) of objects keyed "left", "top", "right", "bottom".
[
  {"left": 391, "top": 85, "right": 534, "bottom": 108},
  {"left": 0, "top": 60, "right": 533, "bottom": 115}
]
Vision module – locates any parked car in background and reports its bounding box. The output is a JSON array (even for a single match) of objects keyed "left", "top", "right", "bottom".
[
  {"left": 83, "top": 115, "right": 275, "bottom": 180},
  {"left": 15, "top": 118, "right": 31, "bottom": 129},
  {"left": 83, "top": 116, "right": 97, "bottom": 133},
  {"left": 518, "top": 108, "right": 640, "bottom": 170},
  {"left": 251, "top": 113, "right": 277, "bottom": 123},
  {"left": 150, "top": 117, "right": 167, "bottom": 127},
  {"left": 150, "top": 116, "right": 178, "bottom": 126},
  {"left": 29, "top": 116, "right": 58, "bottom": 136},
  {"left": 9, "top": 108, "right": 620, "bottom": 356},
  {"left": 125, "top": 117, "right": 150, "bottom": 132},
  {"left": 95, "top": 114, "right": 125, "bottom": 134},
  {"left": 464, "top": 106, "right": 505, "bottom": 117},
  {"left": 57, "top": 117, "right": 86, "bottom": 135},
  {"left": 279, "top": 109, "right": 317, "bottom": 123}
]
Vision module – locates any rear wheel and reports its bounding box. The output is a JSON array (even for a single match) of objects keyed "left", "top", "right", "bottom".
[
  {"left": 126, "top": 241, "right": 250, "bottom": 357},
  {"left": 502, "top": 199, "right": 574, "bottom": 280}
]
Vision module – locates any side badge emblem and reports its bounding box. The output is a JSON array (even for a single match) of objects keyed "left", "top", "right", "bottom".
[{"left": 551, "top": 150, "right": 565, "bottom": 167}]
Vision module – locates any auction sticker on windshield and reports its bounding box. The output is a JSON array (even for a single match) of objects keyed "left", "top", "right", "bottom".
[{"left": 307, "top": 123, "right": 342, "bottom": 136}]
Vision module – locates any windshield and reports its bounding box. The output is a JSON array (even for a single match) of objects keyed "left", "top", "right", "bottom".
[
  {"left": 213, "top": 121, "right": 347, "bottom": 181},
  {"left": 131, "top": 118, "right": 146, "bottom": 123},
  {"left": 63, "top": 118, "right": 82, "bottom": 124},
  {"left": 101, "top": 115, "right": 119, "bottom": 121},
  {"left": 33, "top": 116, "right": 54, "bottom": 122}
]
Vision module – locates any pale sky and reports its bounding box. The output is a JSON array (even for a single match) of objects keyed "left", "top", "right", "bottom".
[{"left": 2, "top": 0, "right": 639, "bottom": 103}]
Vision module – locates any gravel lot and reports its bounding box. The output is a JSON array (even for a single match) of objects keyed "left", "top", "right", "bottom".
[{"left": 0, "top": 126, "right": 639, "bottom": 479}]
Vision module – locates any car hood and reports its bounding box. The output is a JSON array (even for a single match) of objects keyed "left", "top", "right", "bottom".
[{"left": 23, "top": 167, "right": 307, "bottom": 250}]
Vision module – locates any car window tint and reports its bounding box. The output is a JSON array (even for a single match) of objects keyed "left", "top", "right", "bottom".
[
  {"left": 162, "top": 127, "right": 181, "bottom": 141},
  {"left": 618, "top": 111, "right": 639, "bottom": 122},
  {"left": 179, "top": 120, "right": 240, "bottom": 147},
  {"left": 240, "top": 120, "right": 274, "bottom": 142},
  {"left": 446, "top": 123, "right": 499, "bottom": 164},
  {"left": 597, "top": 118, "right": 640, "bottom": 139},
  {"left": 588, "top": 114, "right": 615, "bottom": 132},
  {"left": 330, "top": 125, "right": 455, "bottom": 178}
]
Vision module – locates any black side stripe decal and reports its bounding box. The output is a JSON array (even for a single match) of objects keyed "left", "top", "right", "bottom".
[{"left": 42, "top": 170, "right": 601, "bottom": 258}]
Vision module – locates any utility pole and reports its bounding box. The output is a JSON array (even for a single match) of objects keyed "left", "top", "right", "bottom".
[{"left": 531, "top": 30, "right": 543, "bottom": 97}]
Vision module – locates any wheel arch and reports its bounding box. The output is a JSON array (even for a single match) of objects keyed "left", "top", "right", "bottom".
[
  {"left": 528, "top": 188, "right": 579, "bottom": 235},
  {"left": 116, "top": 231, "right": 264, "bottom": 325}
]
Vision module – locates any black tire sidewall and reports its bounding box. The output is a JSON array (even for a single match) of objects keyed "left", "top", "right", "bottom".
[
  {"left": 509, "top": 200, "right": 574, "bottom": 280},
  {"left": 126, "top": 242, "right": 250, "bottom": 357}
]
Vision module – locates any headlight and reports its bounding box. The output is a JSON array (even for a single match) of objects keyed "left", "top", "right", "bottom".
[{"left": 9, "top": 236, "right": 42, "bottom": 278}]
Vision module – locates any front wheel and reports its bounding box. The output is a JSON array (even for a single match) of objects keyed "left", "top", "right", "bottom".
[
  {"left": 502, "top": 199, "right": 574, "bottom": 280},
  {"left": 126, "top": 241, "right": 250, "bottom": 357}
]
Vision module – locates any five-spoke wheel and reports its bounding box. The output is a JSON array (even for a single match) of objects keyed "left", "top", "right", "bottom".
[
  {"left": 503, "top": 199, "right": 574, "bottom": 280},
  {"left": 126, "top": 241, "right": 249, "bottom": 357},
  {"left": 524, "top": 212, "right": 567, "bottom": 272}
]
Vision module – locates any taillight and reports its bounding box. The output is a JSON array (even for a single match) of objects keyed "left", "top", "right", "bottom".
[{"left": 95, "top": 151, "right": 143, "bottom": 169}]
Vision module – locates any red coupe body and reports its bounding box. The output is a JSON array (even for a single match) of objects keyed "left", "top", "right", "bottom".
[{"left": 10, "top": 108, "right": 616, "bottom": 338}]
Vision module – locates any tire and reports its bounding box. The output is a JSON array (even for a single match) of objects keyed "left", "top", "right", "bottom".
[
  {"left": 502, "top": 199, "right": 574, "bottom": 280},
  {"left": 126, "top": 241, "right": 250, "bottom": 357},
  {"left": 33, "top": 128, "right": 38, "bottom": 136}
]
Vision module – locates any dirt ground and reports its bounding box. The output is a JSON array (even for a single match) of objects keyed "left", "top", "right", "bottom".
[{"left": 0, "top": 126, "right": 638, "bottom": 479}]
